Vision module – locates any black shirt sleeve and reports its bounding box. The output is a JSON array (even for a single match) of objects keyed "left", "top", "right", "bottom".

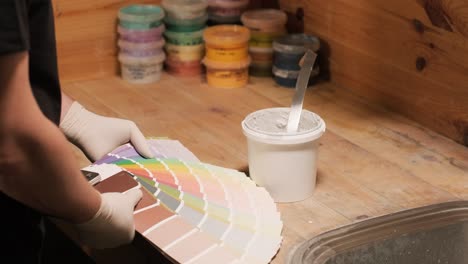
[{"left": 0, "top": 0, "right": 30, "bottom": 55}]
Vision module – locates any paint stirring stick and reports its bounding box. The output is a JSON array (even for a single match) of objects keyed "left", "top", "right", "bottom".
[{"left": 286, "top": 49, "right": 318, "bottom": 133}]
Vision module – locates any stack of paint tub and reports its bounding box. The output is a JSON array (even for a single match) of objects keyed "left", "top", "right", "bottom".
[
  {"left": 241, "top": 9, "right": 287, "bottom": 77},
  {"left": 202, "top": 25, "right": 251, "bottom": 88},
  {"left": 207, "top": 0, "right": 250, "bottom": 25},
  {"left": 162, "top": 0, "right": 208, "bottom": 76},
  {"left": 272, "top": 34, "right": 321, "bottom": 88},
  {"left": 117, "top": 5, "right": 166, "bottom": 84}
]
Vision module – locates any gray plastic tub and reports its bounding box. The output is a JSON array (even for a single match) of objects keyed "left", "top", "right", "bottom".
[{"left": 287, "top": 201, "right": 468, "bottom": 264}]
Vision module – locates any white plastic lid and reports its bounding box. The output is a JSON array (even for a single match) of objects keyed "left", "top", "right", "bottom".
[{"left": 242, "top": 107, "right": 326, "bottom": 144}]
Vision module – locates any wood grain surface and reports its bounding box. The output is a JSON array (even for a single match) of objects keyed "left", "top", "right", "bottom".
[{"left": 63, "top": 74, "right": 468, "bottom": 263}]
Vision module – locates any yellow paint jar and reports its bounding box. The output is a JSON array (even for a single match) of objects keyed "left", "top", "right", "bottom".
[
  {"left": 203, "top": 25, "right": 250, "bottom": 62},
  {"left": 164, "top": 43, "right": 204, "bottom": 61},
  {"left": 205, "top": 45, "right": 248, "bottom": 62},
  {"left": 203, "top": 56, "right": 251, "bottom": 89}
]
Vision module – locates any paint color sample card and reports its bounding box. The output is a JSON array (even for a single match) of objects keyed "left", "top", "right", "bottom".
[{"left": 89, "top": 139, "right": 283, "bottom": 264}]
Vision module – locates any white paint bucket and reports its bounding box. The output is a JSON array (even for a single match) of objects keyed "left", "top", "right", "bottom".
[{"left": 242, "top": 107, "right": 326, "bottom": 202}]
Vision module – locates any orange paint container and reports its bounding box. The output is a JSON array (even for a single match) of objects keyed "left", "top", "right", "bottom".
[
  {"left": 203, "top": 56, "right": 251, "bottom": 89},
  {"left": 205, "top": 45, "right": 248, "bottom": 61},
  {"left": 203, "top": 25, "right": 250, "bottom": 54}
]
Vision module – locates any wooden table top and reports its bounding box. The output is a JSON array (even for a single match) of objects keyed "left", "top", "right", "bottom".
[{"left": 63, "top": 74, "right": 468, "bottom": 263}]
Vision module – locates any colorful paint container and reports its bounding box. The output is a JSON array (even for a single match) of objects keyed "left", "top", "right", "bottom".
[
  {"left": 205, "top": 45, "right": 248, "bottom": 62},
  {"left": 165, "top": 58, "right": 203, "bottom": 76},
  {"left": 162, "top": 0, "right": 207, "bottom": 78},
  {"left": 250, "top": 29, "right": 286, "bottom": 41},
  {"left": 162, "top": 0, "right": 208, "bottom": 20},
  {"left": 207, "top": 0, "right": 249, "bottom": 25},
  {"left": 203, "top": 25, "right": 250, "bottom": 50},
  {"left": 249, "top": 46, "right": 273, "bottom": 62},
  {"left": 118, "top": 5, "right": 165, "bottom": 30},
  {"left": 272, "top": 67, "right": 320, "bottom": 88},
  {"left": 272, "top": 34, "right": 321, "bottom": 87},
  {"left": 203, "top": 56, "right": 251, "bottom": 88},
  {"left": 273, "top": 52, "right": 304, "bottom": 71},
  {"left": 164, "top": 28, "right": 205, "bottom": 45},
  {"left": 118, "top": 52, "right": 166, "bottom": 84},
  {"left": 272, "top": 34, "right": 321, "bottom": 55},
  {"left": 241, "top": 9, "right": 287, "bottom": 77},
  {"left": 240, "top": 9, "right": 287, "bottom": 32},
  {"left": 117, "top": 4, "right": 166, "bottom": 83},
  {"left": 165, "top": 43, "right": 205, "bottom": 61},
  {"left": 207, "top": 0, "right": 249, "bottom": 17},
  {"left": 119, "top": 48, "right": 164, "bottom": 58},
  {"left": 250, "top": 61, "right": 273, "bottom": 77},
  {"left": 164, "top": 13, "right": 208, "bottom": 32},
  {"left": 118, "top": 38, "right": 166, "bottom": 51},
  {"left": 117, "top": 25, "right": 165, "bottom": 42}
]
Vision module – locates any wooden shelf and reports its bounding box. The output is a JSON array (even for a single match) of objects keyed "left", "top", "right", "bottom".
[{"left": 63, "top": 74, "right": 468, "bottom": 263}]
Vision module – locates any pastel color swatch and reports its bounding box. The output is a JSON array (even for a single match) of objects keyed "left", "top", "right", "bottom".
[{"left": 88, "top": 139, "right": 283, "bottom": 263}]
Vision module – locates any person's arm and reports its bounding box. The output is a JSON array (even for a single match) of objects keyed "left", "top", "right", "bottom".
[
  {"left": 0, "top": 52, "right": 141, "bottom": 248},
  {"left": 0, "top": 52, "right": 100, "bottom": 222},
  {"left": 59, "top": 92, "right": 153, "bottom": 161}
]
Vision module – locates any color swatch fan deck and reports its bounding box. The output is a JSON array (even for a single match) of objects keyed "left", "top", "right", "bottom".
[{"left": 85, "top": 139, "right": 283, "bottom": 263}]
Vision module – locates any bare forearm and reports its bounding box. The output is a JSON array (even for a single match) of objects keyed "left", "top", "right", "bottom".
[
  {"left": 0, "top": 52, "right": 100, "bottom": 223},
  {"left": 0, "top": 119, "right": 100, "bottom": 223}
]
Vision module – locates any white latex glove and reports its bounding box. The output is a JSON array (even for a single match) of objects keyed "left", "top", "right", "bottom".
[
  {"left": 75, "top": 189, "right": 142, "bottom": 249},
  {"left": 60, "top": 101, "right": 153, "bottom": 161}
]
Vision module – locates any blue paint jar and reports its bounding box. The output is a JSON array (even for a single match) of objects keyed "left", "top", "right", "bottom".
[
  {"left": 272, "top": 66, "right": 319, "bottom": 88},
  {"left": 273, "top": 52, "right": 303, "bottom": 71},
  {"left": 272, "top": 34, "right": 320, "bottom": 88}
]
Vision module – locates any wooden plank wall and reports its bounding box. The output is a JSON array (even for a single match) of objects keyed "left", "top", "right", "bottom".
[
  {"left": 279, "top": 0, "right": 468, "bottom": 146},
  {"left": 51, "top": 0, "right": 159, "bottom": 83}
]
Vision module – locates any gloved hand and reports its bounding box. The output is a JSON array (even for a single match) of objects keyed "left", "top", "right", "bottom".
[
  {"left": 75, "top": 188, "right": 142, "bottom": 249},
  {"left": 60, "top": 101, "right": 153, "bottom": 161}
]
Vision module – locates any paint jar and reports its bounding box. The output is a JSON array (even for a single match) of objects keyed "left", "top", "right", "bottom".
[
  {"left": 249, "top": 46, "right": 273, "bottom": 62},
  {"left": 165, "top": 43, "right": 205, "bottom": 61},
  {"left": 118, "top": 5, "right": 165, "bottom": 30},
  {"left": 203, "top": 25, "right": 250, "bottom": 56},
  {"left": 241, "top": 9, "right": 287, "bottom": 77},
  {"left": 119, "top": 48, "right": 164, "bottom": 58},
  {"left": 164, "top": 13, "right": 208, "bottom": 32},
  {"left": 205, "top": 45, "right": 248, "bottom": 62},
  {"left": 117, "top": 25, "right": 165, "bottom": 42},
  {"left": 164, "top": 28, "right": 205, "bottom": 45},
  {"left": 203, "top": 56, "right": 250, "bottom": 88},
  {"left": 207, "top": 0, "right": 249, "bottom": 17},
  {"left": 249, "top": 30, "right": 286, "bottom": 49},
  {"left": 241, "top": 9, "right": 287, "bottom": 32},
  {"left": 165, "top": 58, "right": 203, "bottom": 76},
  {"left": 242, "top": 107, "right": 326, "bottom": 202},
  {"left": 273, "top": 52, "right": 304, "bottom": 71},
  {"left": 250, "top": 61, "right": 273, "bottom": 77},
  {"left": 272, "top": 66, "right": 320, "bottom": 88},
  {"left": 118, "top": 38, "right": 166, "bottom": 51},
  {"left": 162, "top": 0, "right": 208, "bottom": 20},
  {"left": 272, "top": 34, "right": 321, "bottom": 87},
  {"left": 273, "top": 34, "right": 321, "bottom": 55},
  {"left": 207, "top": 0, "right": 249, "bottom": 24},
  {"left": 118, "top": 52, "right": 166, "bottom": 84}
]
